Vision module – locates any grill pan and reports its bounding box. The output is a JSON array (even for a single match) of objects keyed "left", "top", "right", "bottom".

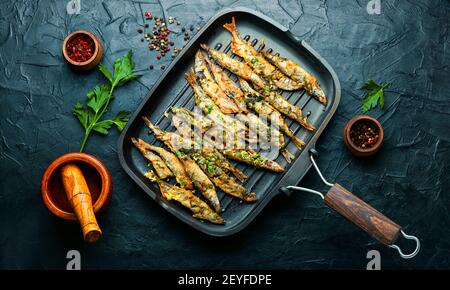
[{"left": 118, "top": 7, "right": 419, "bottom": 258}]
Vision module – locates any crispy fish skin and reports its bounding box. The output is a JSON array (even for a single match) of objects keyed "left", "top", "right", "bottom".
[
  {"left": 261, "top": 50, "right": 327, "bottom": 105},
  {"left": 145, "top": 170, "right": 224, "bottom": 224},
  {"left": 131, "top": 137, "right": 174, "bottom": 179},
  {"left": 170, "top": 109, "right": 283, "bottom": 173},
  {"left": 194, "top": 50, "right": 241, "bottom": 114},
  {"left": 187, "top": 150, "right": 257, "bottom": 202},
  {"left": 223, "top": 17, "right": 301, "bottom": 91},
  {"left": 143, "top": 116, "right": 221, "bottom": 212},
  {"left": 236, "top": 112, "right": 294, "bottom": 163},
  {"left": 259, "top": 89, "right": 315, "bottom": 131},
  {"left": 239, "top": 78, "right": 305, "bottom": 148},
  {"left": 132, "top": 137, "right": 193, "bottom": 190},
  {"left": 185, "top": 69, "right": 256, "bottom": 145},
  {"left": 202, "top": 51, "right": 248, "bottom": 112},
  {"left": 220, "top": 148, "right": 284, "bottom": 173},
  {"left": 171, "top": 110, "right": 248, "bottom": 182},
  {"left": 200, "top": 44, "right": 267, "bottom": 89},
  {"left": 171, "top": 107, "right": 213, "bottom": 135}
]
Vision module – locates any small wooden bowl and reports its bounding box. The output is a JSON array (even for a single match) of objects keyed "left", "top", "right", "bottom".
[
  {"left": 41, "top": 152, "right": 112, "bottom": 221},
  {"left": 62, "top": 30, "right": 103, "bottom": 71},
  {"left": 343, "top": 115, "right": 384, "bottom": 157}
]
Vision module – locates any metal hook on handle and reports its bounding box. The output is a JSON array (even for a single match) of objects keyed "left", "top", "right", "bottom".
[
  {"left": 309, "top": 149, "right": 334, "bottom": 187},
  {"left": 286, "top": 186, "right": 324, "bottom": 199},
  {"left": 283, "top": 149, "right": 333, "bottom": 199},
  {"left": 388, "top": 230, "right": 421, "bottom": 259}
]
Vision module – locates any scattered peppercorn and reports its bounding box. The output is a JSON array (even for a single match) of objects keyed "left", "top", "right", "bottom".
[
  {"left": 161, "top": 65, "right": 165, "bottom": 70},
  {"left": 149, "top": 65, "right": 154, "bottom": 70},
  {"left": 181, "top": 27, "right": 186, "bottom": 32},
  {"left": 189, "top": 25, "right": 194, "bottom": 31}
]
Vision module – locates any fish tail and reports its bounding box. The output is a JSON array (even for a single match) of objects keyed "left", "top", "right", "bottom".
[
  {"left": 184, "top": 68, "right": 198, "bottom": 87},
  {"left": 243, "top": 192, "right": 257, "bottom": 202},
  {"left": 287, "top": 132, "right": 305, "bottom": 149},
  {"left": 144, "top": 170, "right": 158, "bottom": 182},
  {"left": 142, "top": 116, "right": 163, "bottom": 137},
  {"left": 223, "top": 16, "right": 238, "bottom": 35},
  {"left": 301, "top": 118, "right": 315, "bottom": 131},
  {"left": 281, "top": 148, "right": 295, "bottom": 163},
  {"left": 200, "top": 43, "right": 210, "bottom": 52}
]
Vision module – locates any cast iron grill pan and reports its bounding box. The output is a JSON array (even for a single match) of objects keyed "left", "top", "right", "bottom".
[{"left": 118, "top": 8, "right": 340, "bottom": 236}]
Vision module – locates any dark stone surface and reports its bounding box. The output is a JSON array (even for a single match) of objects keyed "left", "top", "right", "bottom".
[{"left": 0, "top": 0, "right": 449, "bottom": 269}]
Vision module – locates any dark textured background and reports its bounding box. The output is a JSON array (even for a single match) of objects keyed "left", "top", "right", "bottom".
[{"left": 0, "top": 0, "right": 449, "bottom": 269}]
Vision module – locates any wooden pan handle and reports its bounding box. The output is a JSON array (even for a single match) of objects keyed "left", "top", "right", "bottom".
[
  {"left": 324, "top": 183, "right": 401, "bottom": 245},
  {"left": 61, "top": 163, "right": 102, "bottom": 243}
]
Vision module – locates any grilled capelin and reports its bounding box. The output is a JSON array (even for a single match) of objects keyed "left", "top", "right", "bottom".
[
  {"left": 171, "top": 109, "right": 247, "bottom": 182},
  {"left": 200, "top": 44, "right": 267, "bottom": 89},
  {"left": 239, "top": 78, "right": 305, "bottom": 148},
  {"left": 171, "top": 106, "right": 284, "bottom": 172},
  {"left": 236, "top": 112, "right": 294, "bottom": 163},
  {"left": 131, "top": 137, "right": 174, "bottom": 179},
  {"left": 259, "top": 88, "right": 315, "bottom": 131},
  {"left": 185, "top": 68, "right": 256, "bottom": 145},
  {"left": 171, "top": 107, "right": 213, "bottom": 135},
  {"left": 220, "top": 148, "right": 284, "bottom": 173},
  {"left": 202, "top": 52, "right": 247, "bottom": 112},
  {"left": 223, "top": 17, "right": 301, "bottom": 91},
  {"left": 194, "top": 50, "right": 241, "bottom": 114},
  {"left": 186, "top": 149, "right": 257, "bottom": 202},
  {"left": 143, "top": 116, "right": 221, "bottom": 212},
  {"left": 131, "top": 137, "right": 193, "bottom": 189},
  {"left": 145, "top": 170, "right": 224, "bottom": 224},
  {"left": 261, "top": 50, "right": 327, "bottom": 105}
]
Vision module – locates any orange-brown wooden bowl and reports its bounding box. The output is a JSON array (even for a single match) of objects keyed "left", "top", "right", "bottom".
[
  {"left": 343, "top": 115, "right": 384, "bottom": 157},
  {"left": 62, "top": 30, "right": 103, "bottom": 71},
  {"left": 41, "top": 152, "right": 112, "bottom": 221}
]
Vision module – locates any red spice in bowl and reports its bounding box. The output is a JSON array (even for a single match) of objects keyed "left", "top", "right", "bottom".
[
  {"left": 66, "top": 34, "right": 95, "bottom": 62},
  {"left": 62, "top": 30, "right": 103, "bottom": 71}
]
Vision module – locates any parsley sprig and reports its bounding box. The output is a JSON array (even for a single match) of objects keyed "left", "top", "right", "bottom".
[
  {"left": 361, "top": 80, "right": 390, "bottom": 113},
  {"left": 73, "top": 50, "right": 140, "bottom": 152}
]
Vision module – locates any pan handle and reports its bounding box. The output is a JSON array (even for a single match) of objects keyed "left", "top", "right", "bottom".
[
  {"left": 285, "top": 149, "right": 420, "bottom": 259},
  {"left": 324, "top": 183, "right": 420, "bottom": 258},
  {"left": 325, "top": 183, "right": 401, "bottom": 245}
]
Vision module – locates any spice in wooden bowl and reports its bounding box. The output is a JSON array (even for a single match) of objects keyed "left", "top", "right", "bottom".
[
  {"left": 62, "top": 30, "right": 103, "bottom": 71},
  {"left": 343, "top": 115, "right": 384, "bottom": 157}
]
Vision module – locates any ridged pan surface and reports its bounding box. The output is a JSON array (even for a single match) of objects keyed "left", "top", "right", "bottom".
[{"left": 118, "top": 7, "right": 341, "bottom": 236}]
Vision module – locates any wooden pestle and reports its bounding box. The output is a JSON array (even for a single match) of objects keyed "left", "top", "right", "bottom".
[{"left": 61, "top": 163, "right": 102, "bottom": 243}]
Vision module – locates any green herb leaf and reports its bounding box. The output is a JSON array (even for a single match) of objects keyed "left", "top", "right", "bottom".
[
  {"left": 112, "top": 50, "right": 139, "bottom": 87},
  {"left": 207, "top": 163, "right": 215, "bottom": 173},
  {"left": 99, "top": 63, "right": 113, "bottom": 84},
  {"left": 176, "top": 150, "right": 186, "bottom": 158},
  {"left": 92, "top": 119, "right": 113, "bottom": 135},
  {"left": 205, "top": 104, "right": 214, "bottom": 114},
  {"left": 72, "top": 50, "right": 140, "bottom": 152},
  {"left": 251, "top": 58, "right": 259, "bottom": 64},
  {"left": 86, "top": 85, "right": 111, "bottom": 114},
  {"left": 73, "top": 102, "right": 90, "bottom": 130},
  {"left": 110, "top": 110, "right": 130, "bottom": 131},
  {"left": 361, "top": 80, "right": 390, "bottom": 112}
]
